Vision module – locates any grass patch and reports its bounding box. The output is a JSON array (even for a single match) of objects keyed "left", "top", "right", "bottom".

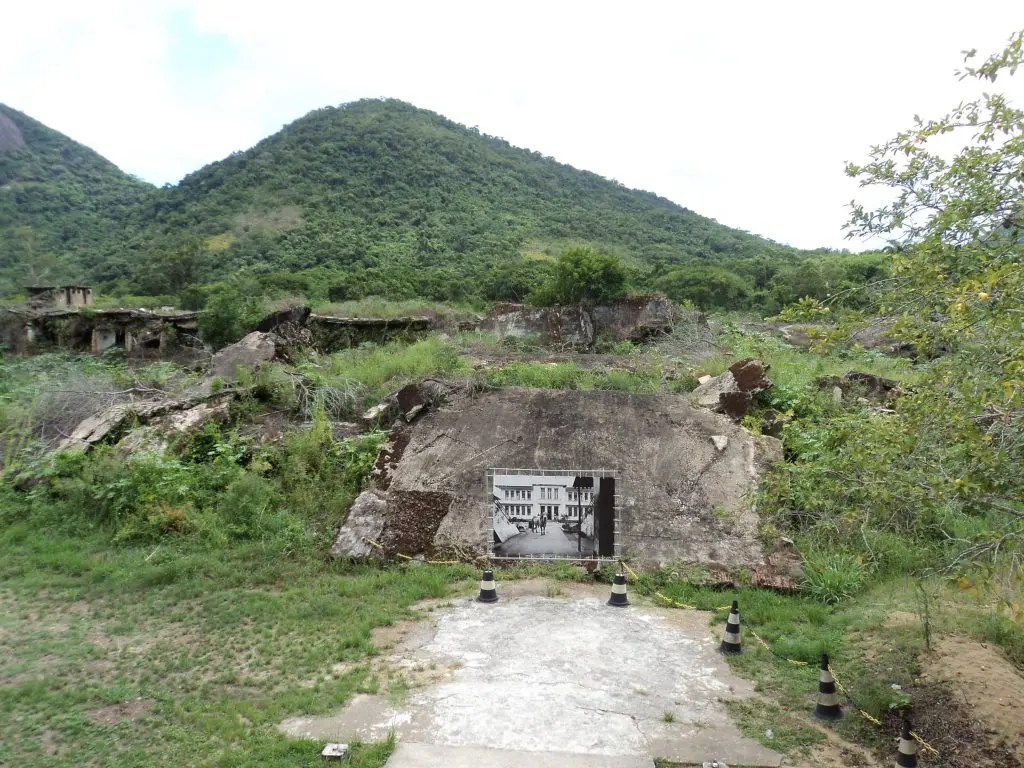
[
  {"left": 0, "top": 528, "right": 473, "bottom": 766},
  {"left": 726, "top": 699, "right": 823, "bottom": 754}
]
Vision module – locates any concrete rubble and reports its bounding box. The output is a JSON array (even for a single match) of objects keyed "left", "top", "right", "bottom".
[{"left": 690, "top": 358, "right": 772, "bottom": 421}]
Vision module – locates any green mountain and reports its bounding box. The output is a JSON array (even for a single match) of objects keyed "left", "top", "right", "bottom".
[
  {"left": 0, "top": 105, "right": 154, "bottom": 291},
  {"left": 1, "top": 98, "right": 827, "bottom": 302}
]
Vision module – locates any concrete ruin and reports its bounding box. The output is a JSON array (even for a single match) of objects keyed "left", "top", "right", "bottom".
[
  {"left": 479, "top": 296, "right": 685, "bottom": 350},
  {"left": 0, "top": 307, "right": 199, "bottom": 356},
  {"left": 333, "top": 387, "right": 781, "bottom": 571},
  {"left": 25, "top": 285, "right": 94, "bottom": 310}
]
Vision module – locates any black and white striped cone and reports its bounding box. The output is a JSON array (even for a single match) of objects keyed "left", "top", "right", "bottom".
[
  {"left": 476, "top": 570, "right": 498, "bottom": 603},
  {"left": 813, "top": 653, "right": 843, "bottom": 720},
  {"left": 607, "top": 573, "right": 629, "bottom": 607},
  {"left": 896, "top": 718, "right": 918, "bottom": 767},
  {"left": 718, "top": 601, "right": 741, "bottom": 655}
]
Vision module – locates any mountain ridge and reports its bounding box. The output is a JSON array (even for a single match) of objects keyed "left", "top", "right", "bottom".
[{"left": 0, "top": 98, "right": 830, "bottom": 300}]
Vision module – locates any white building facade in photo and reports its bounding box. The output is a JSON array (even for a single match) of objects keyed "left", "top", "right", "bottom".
[{"left": 492, "top": 474, "right": 594, "bottom": 523}]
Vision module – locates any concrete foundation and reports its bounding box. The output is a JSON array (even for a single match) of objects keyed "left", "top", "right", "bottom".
[{"left": 279, "top": 589, "right": 783, "bottom": 766}]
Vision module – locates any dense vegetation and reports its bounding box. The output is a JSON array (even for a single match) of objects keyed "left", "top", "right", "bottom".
[
  {"left": 0, "top": 98, "right": 877, "bottom": 312},
  {"left": 0, "top": 106, "right": 152, "bottom": 293}
]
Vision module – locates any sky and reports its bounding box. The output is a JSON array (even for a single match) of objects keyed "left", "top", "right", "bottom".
[{"left": 2, "top": 1, "right": 1022, "bottom": 250}]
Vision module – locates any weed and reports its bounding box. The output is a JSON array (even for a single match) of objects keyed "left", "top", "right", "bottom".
[
  {"left": 662, "top": 710, "right": 675, "bottom": 723},
  {"left": 803, "top": 553, "right": 863, "bottom": 604}
]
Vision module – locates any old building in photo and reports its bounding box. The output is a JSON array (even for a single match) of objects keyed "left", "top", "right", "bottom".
[
  {"left": 490, "top": 471, "right": 606, "bottom": 559},
  {"left": 493, "top": 474, "right": 594, "bottom": 523}
]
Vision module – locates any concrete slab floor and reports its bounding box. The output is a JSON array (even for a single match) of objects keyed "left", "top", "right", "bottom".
[{"left": 279, "top": 590, "right": 783, "bottom": 767}]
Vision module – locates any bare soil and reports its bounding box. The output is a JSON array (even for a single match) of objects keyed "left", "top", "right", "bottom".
[
  {"left": 86, "top": 697, "right": 154, "bottom": 725},
  {"left": 914, "top": 636, "right": 1024, "bottom": 764}
]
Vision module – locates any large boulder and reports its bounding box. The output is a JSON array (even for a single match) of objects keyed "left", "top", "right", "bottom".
[
  {"left": 338, "top": 387, "right": 783, "bottom": 570},
  {"left": 690, "top": 358, "right": 772, "bottom": 420},
  {"left": 208, "top": 332, "right": 283, "bottom": 380}
]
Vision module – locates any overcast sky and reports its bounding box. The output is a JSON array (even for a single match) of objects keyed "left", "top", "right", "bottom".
[{"left": 3, "top": 1, "right": 1022, "bottom": 250}]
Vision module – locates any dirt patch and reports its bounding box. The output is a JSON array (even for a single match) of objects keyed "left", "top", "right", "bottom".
[
  {"left": 86, "top": 697, "right": 154, "bottom": 725},
  {"left": 788, "top": 742, "right": 878, "bottom": 768},
  {"left": 916, "top": 636, "right": 1024, "bottom": 763},
  {"left": 41, "top": 729, "right": 58, "bottom": 756},
  {"left": 886, "top": 610, "right": 918, "bottom": 627},
  {"left": 882, "top": 681, "right": 1023, "bottom": 767}
]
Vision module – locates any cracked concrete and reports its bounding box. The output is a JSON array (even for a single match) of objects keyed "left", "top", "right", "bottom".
[{"left": 279, "top": 587, "right": 783, "bottom": 766}]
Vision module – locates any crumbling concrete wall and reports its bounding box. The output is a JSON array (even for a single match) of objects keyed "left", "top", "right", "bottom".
[
  {"left": 338, "top": 388, "right": 781, "bottom": 570},
  {"left": 478, "top": 304, "right": 594, "bottom": 348},
  {"left": 478, "top": 297, "right": 684, "bottom": 349}
]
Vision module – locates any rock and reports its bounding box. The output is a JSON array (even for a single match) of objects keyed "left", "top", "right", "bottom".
[
  {"left": 711, "top": 435, "right": 729, "bottom": 452},
  {"left": 351, "top": 387, "right": 782, "bottom": 569},
  {"left": 321, "top": 743, "right": 350, "bottom": 761},
  {"left": 832, "top": 386, "right": 844, "bottom": 406},
  {"left": 690, "top": 358, "right": 772, "bottom": 421},
  {"left": 396, "top": 383, "right": 427, "bottom": 422},
  {"left": 698, "top": 375, "right": 713, "bottom": 385},
  {"left": 361, "top": 399, "right": 399, "bottom": 429},
  {"left": 58, "top": 394, "right": 233, "bottom": 453},
  {"left": 331, "top": 490, "right": 388, "bottom": 558},
  {"left": 208, "top": 331, "right": 283, "bottom": 380},
  {"left": 760, "top": 409, "right": 791, "bottom": 439},
  {"left": 752, "top": 536, "right": 804, "bottom": 592}
]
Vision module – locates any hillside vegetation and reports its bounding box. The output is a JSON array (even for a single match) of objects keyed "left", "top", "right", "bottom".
[
  {"left": 0, "top": 106, "right": 153, "bottom": 291},
  {"left": 0, "top": 99, "right": 871, "bottom": 311}
]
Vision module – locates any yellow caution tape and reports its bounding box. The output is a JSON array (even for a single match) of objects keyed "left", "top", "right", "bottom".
[
  {"left": 911, "top": 732, "right": 940, "bottom": 756},
  {"left": 361, "top": 537, "right": 474, "bottom": 566}
]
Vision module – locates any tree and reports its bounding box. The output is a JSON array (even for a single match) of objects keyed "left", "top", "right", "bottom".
[
  {"left": 655, "top": 265, "right": 753, "bottom": 309},
  {"left": 774, "top": 30, "right": 1024, "bottom": 576},
  {"left": 532, "top": 246, "right": 628, "bottom": 306}
]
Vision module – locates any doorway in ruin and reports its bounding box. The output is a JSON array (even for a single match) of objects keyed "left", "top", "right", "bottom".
[{"left": 488, "top": 469, "right": 618, "bottom": 560}]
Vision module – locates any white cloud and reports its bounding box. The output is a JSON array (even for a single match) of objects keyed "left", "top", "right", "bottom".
[{"left": 2, "top": 0, "right": 1021, "bottom": 248}]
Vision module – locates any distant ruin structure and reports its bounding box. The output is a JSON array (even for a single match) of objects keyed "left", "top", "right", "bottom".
[{"left": 25, "top": 285, "right": 94, "bottom": 310}]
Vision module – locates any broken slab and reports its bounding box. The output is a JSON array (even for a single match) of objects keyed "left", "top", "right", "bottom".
[
  {"left": 344, "top": 387, "right": 780, "bottom": 569},
  {"left": 208, "top": 331, "right": 283, "bottom": 380},
  {"left": 479, "top": 303, "right": 594, "bottom": 348},
  {"left": 331, "top": 490, "right": 388, "bottom": 558},
  {"left": 57, "top": 394, "right": 233, "bottom": 453}
]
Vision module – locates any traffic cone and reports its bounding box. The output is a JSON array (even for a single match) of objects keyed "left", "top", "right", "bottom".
[
  {"left": 813, "top": 653, "right": 843, "bottom": 720},
  {"left": 476, "top": 570, "right": 498, "bottom": 603},
  {"left": 895, "top": 718, "right": 918, "bottom": 767},
  {"left": 718, "top": 601, "right": 741, "bottom": 655},
  {"left": 607, "top": 573, "right": 629, "bottom": 607}
]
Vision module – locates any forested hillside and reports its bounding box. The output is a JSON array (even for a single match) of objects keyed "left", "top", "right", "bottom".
[
  {"left": 1, "top": 98, "right": 863, "bottom": 307},
  {"left": 0, "top": 105, "right": 153, "bottom": 292}
]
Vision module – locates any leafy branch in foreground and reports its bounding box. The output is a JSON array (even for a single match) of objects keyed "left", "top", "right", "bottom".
[{"left": 764, "top": 30, "right": 1024, "bottom": 584}]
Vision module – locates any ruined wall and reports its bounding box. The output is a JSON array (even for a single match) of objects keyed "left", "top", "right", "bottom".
[
  {"left": 478, "top": 297, "right": 684, "bottom": 349},
  {"left": 308, "top": 314, "right": 434, "bottom": 351},
  {"left": 345, "top": 388, "right": 781, "bottom": 569}
]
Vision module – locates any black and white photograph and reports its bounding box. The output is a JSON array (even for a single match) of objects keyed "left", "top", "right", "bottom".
[{"left": 491, "top": 472, "right": 599, "bottom": 558}]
